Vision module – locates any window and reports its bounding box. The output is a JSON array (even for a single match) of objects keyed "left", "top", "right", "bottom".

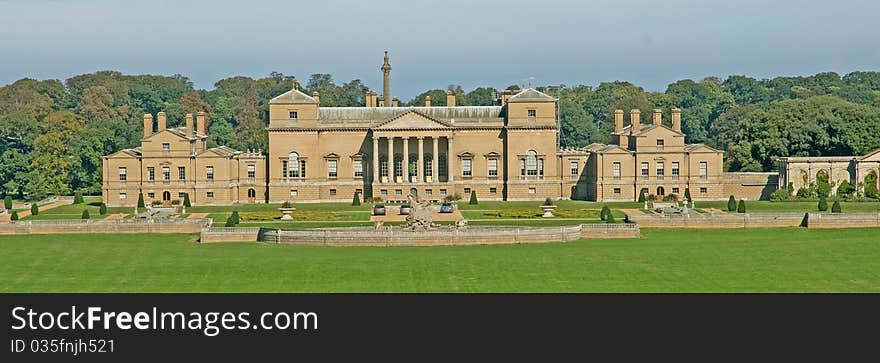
[
  {"left": 440, "top": 189, "right": 447, "bottom": 196},
  {"left": 178, "top": 192, "right": 186, "bottom": 198},
  {"left": 641, "top": 188, "right": 649, "bottom": 196},
  {"left": 162, "top": 143, "right": 170, "bottom": 153},
  {"left": 289, "top": 111, "right": 298, "bottom": 120},
  {"left": 290, "top": 190, "right": 298, "bottom": 197},
  {"left": 520, "top": 159, "right": 526, "bottom": 177},
  {"left": 119, "top": 193, "right": 127, "bottom": 200},
  {"left": 641, "top": 162, "right": 649, "bottom": 178},
  {"left": 462, "top": 159, "right": 472, "bottom": 177},
  {"left": 395, "top": 189, "right": 402, "bottom": 196},
  {"left": 380, "top": 189, "right": 388, "bottom": 196},
  {"left": 570, "top": 161, "right": 579, "bottom": 176},
  {"left": 656, "top": 162, "right": 664, "bottom": 179},
  {"left": 356, "top": 188, "right": 363, "bottom": 195},
  {"left": 380, "top": 158, "right": 388, "bottom": 178},
  {"left": 353, "top": 160, "right": 363, "bottom": 177},
  {"left": 699, "top": 161, "right": 708, "bottom": 178},
  {"left": 438, "top": 154, "right": 447, "bottom": 178},
  {"left": 425, "top": 189, "right": 432, "bottom": 196},
  {"left": 147, "top": 192, "right": 155, "bottom": 199},
  {"left": 613, "top": 188, "right": 621, "bottom": 195},
  {"left": 539, "top": 159, "right": 544, "bottom": 177},
  {"left": 700, "top": 187, "right": 708, "bottom": 194},
  {"left": 329, "top": 189, "right": 337, "bottom": 196},
  {"left": 528, "top": 109, "right": 536, "bottom": 119},
  {"left": 328, "top": 160, "right": 338, "bottom": 178},
  {"left": 247, "top": 165, "right": 255, "bottom": 179},
  {"left": 490, "top": 187, "right": 497, "bottom": 194},
  {"left": 672, "top": 187, "right": 680, "bottom": 194},
  {"left": 488, "top": 159, "right": 498, "bottom": 177},
  {"left": 672, "top": 162, "right": 680, "bottom": 179},
  {"left": 118, "top": 167, "right": 127, "bottom": 182},
  {"left": 206, "top": 166, "right": 214, "bottom": 182},
  {"left": 178, "top": 166, "right": 185, "bottom": 180},
  {"left": 288, "top": 152, "right": 304, "bottom": 178},
  {"left": 147, "top": 167, "right": 155, "bottom": 182},
  {"left": 526, "top": 150, "right": 538, "bottom": 176},
  {"left": 613, "top": 162, "right": 621, "bottom": 179},
  {"left": 528, "top": 187, "right": 536, "bottom": 194},
  {"left": 162, "top": 167, "right": 170, "bottom": 182},
  {"left": 656, "top": 139, "right": 665, "bottom": 151},
  {"left": 206, "top": 192, "right": 214, "bottom": 198},
  {"left": 394, "top": 155, "right": 403, "bottom": 177},
  {"left": 464, "top": 188, "right": 472, "bottom": 194},
  {"left": 424, "top": 155, "right": 433, "bottom": 177}
]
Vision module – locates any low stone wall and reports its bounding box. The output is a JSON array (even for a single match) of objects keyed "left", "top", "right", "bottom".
[
  {"left": 200, "top": 227, "right": 262, "bottom": 243},
  {"left": 581, "top": 224, "right": 641, "bottom": 238},
  {"left": 0, "top": 219, "right": 210, "bottom": 235},
  {"left": 805, "top": 213, "right": 880, "bottom": 228},
  {"left": 260, "top": 226, "right": 582, "bottom": 246},
  {"left": 626, "top": 213, "right": 806, "bottom": 228}
]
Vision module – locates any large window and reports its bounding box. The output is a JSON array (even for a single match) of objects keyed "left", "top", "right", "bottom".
[
  {"left": 641, "top": 162, "right": 649, "bottom": 178},
  {"left": 247, "top": 165, "right": 255, "bottom": 179},
  {"left": 380, "top": 158, "right": 388, "bottom": 177},
  {"left": 206, "top": 166, "right": 214, "bottom": 182},
  {"left": 699, "top": 161, "right": 708, "bottom": 178},
  {"left": 118, "top": 167, "right": 127, "bottom": 182},
  {"left": 672, "top": 162, "right": 680, "bottom": 179},
  {"left": 462, "top": 159, "right": 472, "bottom": 177},
  {"left": 656, "top": 162, "right": 664, "bottom": 179},
  {"left": 327, "top": 160, "right": 338, "bottom": 178},
  {"left": 488, "top": 159, "right": 498, "bottom": 177},
  {"left": 570, "top": 161, "right": 579, "bottom": 176},
  {"left": 178, "top": 166, "right": 185, "bottom": 180},
  {"left": 526, "top": 150, "right": 538, "bottom": 176},
  {"left": 353, "top": 160, "right": 363, "bottom": 177},
  {"left": 147, "top": 167, "right": 155, "bottom": 182},
  {"left": 424, "top": 154, "right": 433, "bottom": 177},
  {"left": 438, "top": 154, "right": 447, "bottom": 178},
  {"left": 162, "top": 167, "right": 170, "bottom": 182},
  {"left": 394, "top": 155, "right": 403, "bottom": 177},
  {"left": 613, "top": 162, "right": 621, "bottom": 179},
  {"left": 288, "top": 152, "right": 305, "bottom": 178}
]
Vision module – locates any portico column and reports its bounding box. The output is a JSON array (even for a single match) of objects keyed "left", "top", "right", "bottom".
[
  {"left": 402, "top": 137, "right": 410, "bottom": 183},
  {"left": 432, "top": 137, "right": 439, "bottom": 183},
  {"left": 387, "top": 137, "right": 394, "bottom": 183},
  {"left": 447, "top": 136, "right": 455, "bottom": 182},
  {"left": 372, "top": 136, "right": 380, "bottom": 184},
  {"left": 417, "top": 137, "right": 425, "bottom": 183}
]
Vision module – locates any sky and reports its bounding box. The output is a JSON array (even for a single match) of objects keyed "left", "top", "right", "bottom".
[{"left": 1, "top": 0, "right": 879, "bottom": 99}]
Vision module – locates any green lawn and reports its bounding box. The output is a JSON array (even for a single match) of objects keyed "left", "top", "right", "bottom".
[
  {"left": 23, "top": 198, "right": 109, "bottom": 220},
  {"left": 2, "top": 228, "right": 878, "bottom": 292},
  {"left": 697, "top": 200, "right": 880, "bottom": 213}
]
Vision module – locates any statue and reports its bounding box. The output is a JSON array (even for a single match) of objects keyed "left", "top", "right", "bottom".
[{"left": 403, "top": 194, "right": 434, "bottom": 231}]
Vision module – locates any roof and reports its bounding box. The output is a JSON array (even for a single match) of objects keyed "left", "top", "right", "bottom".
[
  {"left": 313, "top": 106, "right": 504, "bottom": 126},
  {"left": 684, "top": 144, "right": 723, "bottom": 153},
  {"left": 269, "top": 88, "right": 318, "bottom": 104},
  {"left": 507, "top": 88, "right": 556, "bottom": 102},
  {"left": 165, "top": 127, "right": 206, "bottom": 140},
  {"left": 630, "top": 124, "right": 685, "bottom": 137},
  {"left": 202, "top": 146, "right": 239, "bottom": 157}
]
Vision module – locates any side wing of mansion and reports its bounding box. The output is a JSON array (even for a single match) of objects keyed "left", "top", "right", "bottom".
[{"left": 102, "top": 53, "right": 781, "bottom": 207}]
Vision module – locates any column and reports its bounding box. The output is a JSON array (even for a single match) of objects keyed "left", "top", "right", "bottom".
[
  {"left": 447, "top": 137, "right": 455, "bottom": 182},
  {"left": 372, "top": 136, "right": 380, "bottom": 184},
  {"left": 386, "top": 137, "right": 394, "bottom": 183},
  {"left": 417, "top": 137, "right": 425, "bottom": 183},
  {"left": 402, "top": 137, "right": 410, "bottom": 183},
  {"left": 432, "top": 137, "right": 439, "bottom": 183}
]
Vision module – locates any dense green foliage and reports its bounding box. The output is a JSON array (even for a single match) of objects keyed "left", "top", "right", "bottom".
[
  {"left": 600, "top": 205, "right": 611, "bottom": 221},
  {"left": 818, "top": 196, "right": 828, "bottom": 212},
  {"left": 73, "top": 192, "right": 83, "bottom": 204},
  {"left": 637, "top": 189, "right": 646, "bottom": 203},
  {"left": 183, "top": 193, "right": 191, "bottom": 208},
  {"left": 99, "top": 202, "right": 107, "bottom": 215},
  {"left": 352, "top": 192, "right": 361, "bottom": 206},
  {"left": 81, "top": 209, "right": 89, "bottom": 219},
  {"left": 684, "top": 188, "right": 692, "bottom": 202},
  {"left": 30, "top": 203, "right": 38, "bottom": 215},
  {"left": 137, "top": 193, "right": 145, "bottom": 209},
  {"left": 10, "top": 211, "right": 18, "bottom": 221},
  {"left": 469, "top": 191, "right": 478, "bottom": 205},
  {"left": 737, "top": 200, "right": 746, "bottom": 213},
  {"left": 831, "top": 200, "right": 842, "bottom": 213},
  {"left": 3, "top": 70, "right": 880, "bottom": 200},
  {"left": 3, "top": 196, "right": 11, "bottom": 210},
  {"left": 727, "top": 196, "right": 736, "bottom": 211}
]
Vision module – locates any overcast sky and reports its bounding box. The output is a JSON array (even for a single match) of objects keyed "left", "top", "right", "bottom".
[{"left": 1, "top": 0, "right": 878, "bottom": 99}]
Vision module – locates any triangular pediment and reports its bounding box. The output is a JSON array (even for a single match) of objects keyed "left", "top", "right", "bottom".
[
  {"left": 374, "top": 110, "right": 450, "bottom": 130},
  {"left": 859, "top": 148, "right": 880, "bottom": 161}
]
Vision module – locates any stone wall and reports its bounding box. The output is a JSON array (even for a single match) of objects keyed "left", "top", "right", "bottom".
[
  {"left": 626, "top": 213, "right": 806, "bottom": 228},
  {"left": 0, "top": 219, "right": 209, "bottom": 235},
  {"left": 805, "top": 213, "right": 880, "bottom": 228},
  {"left": 200, "top": 227, "right": 262, "bottom": 242},
  {"left": 722, "top": 172, "right": 779, "bottom": 200}
]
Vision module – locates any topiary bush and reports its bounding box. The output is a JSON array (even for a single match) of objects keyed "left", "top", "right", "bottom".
[
  {"left": 352, "top": 192, "right": 361, "bottom": 206},
  {"left": 74, "top": 191, "right": 84, "bottom": 204},
  {"left": 831, "top": 200, "right": 841, "bottom": 213},
  {"left": 637, "top": 189, "right": 646, "bottom": 203},
  {"left": 727, "top": 195, "right": 736, "bottom": 212},
  {"left": 684, "top": 188, "right": 692, "bottom": 202},
  {"left": 230, "top": 210, "right": 241, "bottom": 225},
  {"left": 469, "top": 191, "right": 478, "bottom": 205},
  {"left": 737, "top": 200, "right": 746, "bottom": 213},
  {"left": 606, "top": 212, "right": 615, "bottom": 223},
  {"left": 818, "top": 196, "right": 828, "bottom": 212},
  {"left": 30, "top": 203, "right": 39, "bottom": 216},
  {"left": 543, "top": 197, "right": 555, "bottom": 206},
  {"left": 99, "top": 202, "right": 107, "bottom": 215},
  {"left": 600, "top": 205, "right": 611, "bottom": 221},
  {"left": 137, "top": 193, "right": 145, "bottom": 208},
  {"left": 3, "top": 196, "right": 11, "bottom": 210},
  {"left": 81, "top": 209, "right": 90, "bottom": 219},
  {"left": 225, "top": 217, "right": 236, "bottom": 227},
  {"left": 11, "top": 211, "right": 19, "bottom": 221},
  {"left": 183, "top": 193, "right": 191, "bottom": 208}
]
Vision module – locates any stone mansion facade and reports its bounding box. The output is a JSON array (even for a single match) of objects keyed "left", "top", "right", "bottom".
[{"left": 102, "top": 53, "right": 778, "bottom": 206}]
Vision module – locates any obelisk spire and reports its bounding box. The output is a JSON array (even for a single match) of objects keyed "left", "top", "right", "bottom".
[{"left": 381, "top": 51, "right": 392, "bottom": 107}]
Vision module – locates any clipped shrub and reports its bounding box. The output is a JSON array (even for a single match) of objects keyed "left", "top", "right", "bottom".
[
  {"left": 469, "top": 191, "right": 478, "bottom": 205},
  {"left": 81, "top": 209, "right": 90, "bottom": 219},
  {"left": 818, "top": 196, "right": 828, "bottom": 212},
  {"left": 727, "top": 195, "right": 736, "bottom": 212},
  {"left": 281, "top": 201, "right": 294, "bottom": 209},
  {"left": 230, "top": 210, "right": 241, "bottom": 225},
  {"left": 737, "top": 200, "right": 746, "bottom": 213},
  {"left": 352, "top": 192, "right": 361, "bottom": 206},
  {"left": 224, "top": 217, "right": 236, "bottom": 227},
  {"left": 836, "top": 180, "right": 854, "bottom": 198},
  {"left": 74, "top": 191, "right": 84, "bottom": 204},
  {"left": 137, "top": 193, "right": 145, "bottom": 208},
  {"left": 183, "top": 193, "right": 192, "bottom": 208},
  {"left": 11, "top": 211, "right": 19, "bottom": 221},
  {"left": 600, "top": 205, "right": 611, "bottom": 221},
  {"left": 30, "top": 203, "right": 39, "bottom": 216},
  {"left": 606, "top": 212, "right": 615, "bottom": 223},
  {"left": 770, "top": 188, "right": 792, "bottom": 201},
  {"left": 3, "top": 196, "right": 11, "bottom": 210},
  {"left": 99, "top": 202, "right": 107, "bottom": 215},
  {"left": 543, "top": 197, "right": 555, "bottom": 206},
  {"left": 831, "top": 200, "right": 841, "bottom": 213},
  {"left": 684, "top": 188, "right": 692, "bottom": 202},
  {"left": 637, "top": 189, "right": 646, "bottom": 203}
]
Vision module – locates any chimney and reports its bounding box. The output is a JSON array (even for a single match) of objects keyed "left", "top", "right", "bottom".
[
  {"left": 143, "top": 114, "right": 153, "bottom": 139},
  {"left": 197, "top": 112, "right": 207, "bottom": 137},
  {"left": 446, "top": 90, "right": 455, "bottom": 107},
  {"left": 392, "top": 97, "right": 399, "bottom": 107},
  {"left": 156, "top": 112, "right": 167, "bottom": 132},
  {"left": 501, "top": 90, "right": 512, "bottom": 106},
  {"left": 672, "top": 108, "right": 682, "bottom": 132},
  {"left": 365, "top": 91, "right": 373, "bottom": 107},
  {"left": 372, "top": 92, "right": 378, "bottom": 107},
  {"left": 185, "top": 113, "right": 194, "bottom": 138},
  {"left": 425, "top": 95, "right": 432, "bottom": 107},
  {"left": 630, "top": 109, "right": 641, "bottom": 133},
  {"left": 652, "top": 109, "right": 662, "bottom": 126},
  {"left": 312, "top": 91, "right": 320, "bottom": 104},
  {"left": 378, "top": 99, "right": 386, "bottom": 107},
  {"left": 613, "top": 109, "right": 624, "bottom": 132}
]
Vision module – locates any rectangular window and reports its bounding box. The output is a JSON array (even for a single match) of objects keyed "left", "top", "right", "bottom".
[
  {"left": 488, "top": 159, "right": 498, "bottom": 177},
  {"left": 162, "top": 167, "right": 170, "bottom": 181},
  {"left": 570, "top": 161, "right": 579, "bottom": 176},
  {"left": 520, "top": 159, "right": 526, "bottom": 177},
  {"left": 300, "top": 160, "right": 306, "bottom": 178},
  {"left": 329, "top": 189, "right": 337, "bottom": 196},
  {"left": 119, "top": 193, "right": 127, "bottom": 200},
  {"left": 394, "top": 158, "right": 402, "bottom": 177},
  {"left": 462, "top": 159, "right": 472, "bottom": 177},
  {"left": 178, "top": 166, "right": 186, "bottom": 180},
  {"left": 700, "top": 187, "right": 708, "bottom": 194},
  {"left": 328, "top": 160, "right": 338, "bottom": 178},
  {"left": 528, "top": 187, "right": 536, "bottom": 194},
  {"left": 613, "top": 162, "right": 621, "bottom": 178},
  {"left": 147, "top": 192, "right": 155, "bottom": 199},
  {"left": 425, "top": 158, "right": 432, "bottom": 177},
  {"left": 425, "top": 189, "right": 433, "bottom": 195},
  {"left": 118, "top": 167, "right": 127, "bottom": 181},
  {"left": 147, "top": 167, "right": 155, "bottom": 182},
  {"left": 356, "top": 188, "right": 363, "bottom": 195},
  {"left": 672, "top": 162, "right": 680, "bottom": 179},
  {"left": 440, "top": 189, "right": 447, "bottom": 195},
  {"left": 206, "top": 166, "right": 214, "bottom": 181},
  {"left": 206, "top": 192, "right": 214, "bottom": 198},
  {"left": 282, "top": 161, "right": 288, "bottom": 178},
  {"left": 289, "top": 111, "right": 298, "bottom": 120},
  {"left": 641, "top": 162, "right": 649, "bottom": 177},
  {"left": 656, "top": 139, "right": 665, "bottom": 151},
  {"left": 380, "top": 160, "right": 388, "bottom": 178},
  {"left": 656, "top": 162, "right": 664, "bottom": 178},
  {"left": 178, "top": 192, "right": 186, "bottom": 198},
  {"left": 538, "top": 159, "right": 544, "bottom": 177},
  {"left": 353, "top": 160, "right": 363, "bottom": 177},
  {"left": 464, "top": 188, "right": 471, "bottom": 194},
  {"left": 380, "top": 189, "right": 388, "bottom": 196},
  {"left": 672, "top": 187, "right": 680, "bottom": 194},
  {"left": 162, "top": 143, "right": 170, "bottom": 153},
  {"left": 528, "top": 109, "right": 536, "bottom": 118},
  {"left": 613, "top": 188, "right": 621, "bottom": 195},
  {"left": 438, "top": 155, "right": 447, "bottom": 178},
  {"left": 247, "top": 165, "right": 255, "bottom": 179},
  {"left": 290, "top": 190, "right": 298, "bottom": 197},
  {"left": 699, "top": 161, "right": 708, "bottom": 178},
  {"left": 395, "top": 189, "right": 402, "bottom": 196},
  {"left": 489, "top": 187, "right": 497, "bottom": 194}
]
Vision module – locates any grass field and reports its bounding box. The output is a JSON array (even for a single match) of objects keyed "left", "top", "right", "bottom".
[{"left": 2, "top": 228, "right": 878, "bottom": 292}]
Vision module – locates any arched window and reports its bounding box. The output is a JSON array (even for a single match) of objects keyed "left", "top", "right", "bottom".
[
  {"left": 287, "top": 152, "right": 305, "bottom": 178},
  {"left": 526, "top": 150, "right": 538, "bottom": 176},
  {"left": 657, "top": 186, "right": 665, "bottom": 196}
]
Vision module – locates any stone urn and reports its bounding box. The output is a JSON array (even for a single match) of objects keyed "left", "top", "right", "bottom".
[
  {"left": 540, "top": 205, "right": 557, "bottom": 218},
  {"left": 278, "top": 201, "right": 295, "bottom": 220}
]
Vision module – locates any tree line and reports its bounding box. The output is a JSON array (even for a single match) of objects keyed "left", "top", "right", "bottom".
[{"left": 2, "top": 70, "right": 880, "bottom": 200}]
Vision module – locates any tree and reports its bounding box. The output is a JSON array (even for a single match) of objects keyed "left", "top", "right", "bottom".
[
  {"left": 137, "top": 192, "right": 145, "bottom": 209},
  {"left": 99, "top": 202, "right": 107, "bottom": 215},
  {"left": 11, "top": 211, "right": 18, "bottom": 221},
  {"left": 865, "top": 172, "right": 878, "bottom": 199},
  {"left": 469, "top": 191, "right": 478, "bottom": 205},
  {"left": 737, "top": 200, "right": 746, "bottom": 213},
  {"left": 81, "top": 209, "right": 90, "bottom": 219},
  {"left": 352, "top": 192, "right": 361, "bottom": 206},
  {"left": 183, "top": 193, "right": 191, "bottom": 208},
  {"left": 74, "top": 191, "right": 84, "bottom": 204},
  {"left": 818, "top": 196, "right": 828, "bottom": 212},
  {"left": 225, "top": 216, "right": 236, "bottom": 227},
  {"left": 30, "top": 203, "right": 39, "bottom": 216},
  {"left": 684, "top": 188, "right": 692, "bottom": 202},
  {"left": 831, "top": 200, "right": 842, "bottom": 213},
  {"left": 600, "top": 205, "right": 611, "bottom": 221},
  {"left": 230, "top": 210, "right": 240, "bottom": 225},
  {"left": 3, "top": 196, "right": 11, "bottom": 210},
  {"left": 727, "top": 195, "right": 736, "bottom": 211},
  {"left": 836, "top": 180, "right": 854, "bottom": 198}
]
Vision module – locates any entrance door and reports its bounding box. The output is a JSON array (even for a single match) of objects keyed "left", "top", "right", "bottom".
[
  {"left": 248, "top": 188, "right": 256, "bottom": 203},
  {"left": 162, "top": 191, "right": 171, "bottom": 206},
  {"left": 656, "top": 187, "right": 665, "bottom": 196}
]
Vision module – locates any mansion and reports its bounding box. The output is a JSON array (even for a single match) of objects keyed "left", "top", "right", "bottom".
[{"left": 102, "top": 53, "right": 778, "bottom": 206}]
